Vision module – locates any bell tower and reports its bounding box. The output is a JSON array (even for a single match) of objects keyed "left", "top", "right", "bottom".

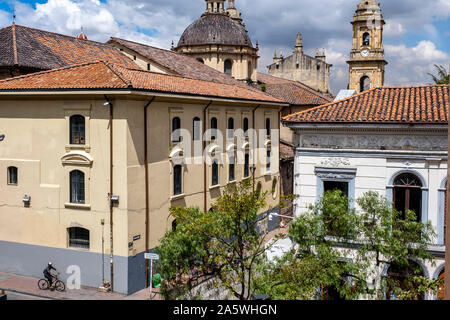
[
  {"left": 205, "top": 0, "right": 226, "bottom": 14},
  {"left": 347, "top": 0, "right": 387, "bottom": 93}
]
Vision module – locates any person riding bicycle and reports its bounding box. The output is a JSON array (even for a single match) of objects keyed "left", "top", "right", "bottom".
[{"left": 43, "top": 262, "right": 60, "bottom": 289}]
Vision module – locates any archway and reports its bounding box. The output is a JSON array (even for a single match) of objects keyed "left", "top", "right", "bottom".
[{"left": 386, "top": 260, "right": 425, "bottom": 300}]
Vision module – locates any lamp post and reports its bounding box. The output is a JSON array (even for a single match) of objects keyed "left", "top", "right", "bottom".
[{"left": 250, "top": 166, "right": 257, "bottom": 191}]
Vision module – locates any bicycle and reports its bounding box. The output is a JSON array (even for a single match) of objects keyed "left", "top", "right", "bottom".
[{"left": 38, "top": 275, "right": 66, "bottom": 292}]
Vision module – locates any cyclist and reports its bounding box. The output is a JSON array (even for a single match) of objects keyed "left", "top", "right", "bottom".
[{"left": 43, "top": 262, "right": 60, "bottom": 289}]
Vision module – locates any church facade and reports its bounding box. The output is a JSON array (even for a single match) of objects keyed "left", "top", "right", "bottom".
[{"left": 267, "top": 33, "right": 332, "bottom": 94}]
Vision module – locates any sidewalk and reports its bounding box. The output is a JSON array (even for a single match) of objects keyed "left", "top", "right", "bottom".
[{"left": 0, "top": 272, "right": 162, "bottom": 300}]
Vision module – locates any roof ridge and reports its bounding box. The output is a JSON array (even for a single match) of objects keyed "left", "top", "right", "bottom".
[
  {"left": 103, "top": 62, "right": 134, "bottom": 88},
  {"left": 11, "top": 24, "right": 18, "bottom": 65},
  {"left": 0, "top": 60, "right": 107, "bottom": 84},
  {"left": 282, "top": 87, "right": 379, "bottom": 121},
  {"left": 10, "top": 24, "right": 115, "bottom": 47},
  {"left": 110, "top": 37, "right": 173, "bottom": 54}
]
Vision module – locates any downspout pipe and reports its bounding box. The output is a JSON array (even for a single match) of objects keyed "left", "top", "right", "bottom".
[
  {"left": 203, "top": 101, "right": 213, "bottom": 212},
  {"left": 104, "top": 95, "right": 114, "bottom": 292},
  {"left": 143, "top": 96, "right": 156, "bottom": 288}
]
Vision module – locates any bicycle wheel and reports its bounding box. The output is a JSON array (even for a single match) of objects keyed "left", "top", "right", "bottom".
[
  {"left": 55, "top": 280, "right": 65, "bottom": 292},
  {"left": 38, "top": 279, "right": 49, "bottom": 290}
]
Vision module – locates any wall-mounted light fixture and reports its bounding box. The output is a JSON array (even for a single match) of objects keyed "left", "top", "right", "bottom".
[{"left": 110, "top": 195, "right": 119, "bottom": 202}]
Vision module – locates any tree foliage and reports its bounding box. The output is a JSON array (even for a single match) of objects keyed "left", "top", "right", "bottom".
[{"left": 256, "top": 190, "right": 436, "bottom": 300}]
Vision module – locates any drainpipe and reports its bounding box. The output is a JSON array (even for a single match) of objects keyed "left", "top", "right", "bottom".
[
  {"left": 203, "top": 101, "right": 213, "bottom": 212},
  {"left": 143, "top": 97, "right": 156, "bottom": 288},
  {"left": 104, "top": 95, "right": 114, "bottom": 292}
]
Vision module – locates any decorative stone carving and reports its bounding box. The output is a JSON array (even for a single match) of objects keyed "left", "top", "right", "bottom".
[
  {"left": 61, "top": 151, "right": 93, "bottom": 166},
  {"left": 316, "top": 173, "right": 356, "bottom": 180},
  {"left": 320, "top": 158, "right": 351, "bottom": 167},
  {"left": 301, "top": 134, "right": 447, "bottom": 151}
]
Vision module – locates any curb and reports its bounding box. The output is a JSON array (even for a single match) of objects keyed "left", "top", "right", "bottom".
[{"left": 0, "top": 286, "right": 69, "bottom": 300}]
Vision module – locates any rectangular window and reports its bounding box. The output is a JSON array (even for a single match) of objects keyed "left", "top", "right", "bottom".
[
  {"left": 7, "top": 167, "right": 18, "bottom": 185},
  {"left": 324, "top": 181, "right": 349, "bottom": 197},
  {"left": 266, "top": 150, "right": 271, "bottom": 171},
  {"left": 68, "top": 227, "right": 90, "bottom": 249},
  {"left": 244, "top": 154, "right": 250, "bottom": 178},
  {"left": 70, "top": 170, "right": 85, "bottom": 204},
  {"left": 229, "top": 156, "right": 235, "bottom": 182},
  {"left": 212, "top": 160, "right": 219, "bottom": 186},
  {"left": 173, "top": 165, "right": 182, "bottom": 195}
]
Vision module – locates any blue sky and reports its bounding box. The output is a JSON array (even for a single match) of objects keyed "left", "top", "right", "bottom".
[{"left": 0, "top": 0, "right": 448, "bottom": 93}]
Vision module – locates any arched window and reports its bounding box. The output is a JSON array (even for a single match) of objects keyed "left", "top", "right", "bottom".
[
  {"left": 244, "top": 153, "right": 250, "bottom": 178},
  {"left": 224, "top": 60, "right": 233, "bottom": 76},
  {"left": 266, "top": 149, "right": 271, "bottom": 172},
  {"left": 210, "top": 117, "right": 217, "bottom": 140},
  {"left": 362, "top": 32, "right": 370, "bottom": 46},
  {"left": 68, "top": 227, "right": 90, "bottom": 249},
  {"left": 70, "top": 170, "right": 85, "bottom": 204},
  {"left": 386, "top": 260, "right": 425, "bottom": 300},
  {"left": 173, "top": 165, "right": 182, "bottom": 195},
  {"left": 212, "top": 159, "right": 219, "bottom": 186},
  {"left": 266, "top": 118, "right": 271, "bottom": 136},
  {"left": 227, "top": 117, "right": 234, "bottom": 139},
  {"left": 70, "top": 115, "right": 85, "bottom": 145},
  {"left": 243, "top": 117, "right": 249, "bottom": 136},
  {"left": 172, "top": 220, "right": 177, "bottom": 231},
  {"left": 7, "top": 166, "right": 18, "bottom": 185},
  {"left": 172, "top": 117, "right": 181, "bottom": 142},
  {"left": 393, "top": 173, "right": 422, "bottom": 222},
  {"left": 193, "top": 117, "right": 201, "bottom": 141},
  {"left": 360, "top": 76, "right": 370, "bottom": 92},
  {"left": 229, "top": 155, "right": 235, "bottom": 182}
]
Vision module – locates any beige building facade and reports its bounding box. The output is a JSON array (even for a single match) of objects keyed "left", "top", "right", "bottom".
[
  {"left": 0, "top": 61, "right": 284, "bottom": 294},
  {"left": 347, "top": 0, "right": 387, "bottom": 93}
]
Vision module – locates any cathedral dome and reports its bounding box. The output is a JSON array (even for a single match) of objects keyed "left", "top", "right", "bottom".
[{"left": 177, "top": 13, "right": 253, "bottom": 48}]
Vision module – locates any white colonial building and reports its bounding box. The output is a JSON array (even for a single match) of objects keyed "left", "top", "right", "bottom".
[{"left": 283, "top": 84, "right": 449, "bottom": 299}]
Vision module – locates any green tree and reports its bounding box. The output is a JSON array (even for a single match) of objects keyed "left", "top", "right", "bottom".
[
  {"left": 428, "top": 64, "right": 449, "bottom": 84},
  {"left": 155, "top": 179, "right": 283, "bottom": 300},
  {"left": 255, "top": 190, "right": 436, "bottom": 300}
]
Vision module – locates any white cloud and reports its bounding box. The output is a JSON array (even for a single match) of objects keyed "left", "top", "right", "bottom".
[{"left": 1, "top": 0, "right": 449, "bottom": 93}]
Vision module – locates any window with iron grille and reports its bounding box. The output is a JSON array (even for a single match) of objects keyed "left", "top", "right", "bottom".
[
  {"left": 70, "top": 115, "right": 85, "bottom": 145},
  {"left": 68, "top": 227, "right": 90, "bottom": 249},
  {"left": 7, "top": 166, "right": 18, "bottom": 185},
  {"left": 70, "top": 170, "right": 85, "bottom": 204}
]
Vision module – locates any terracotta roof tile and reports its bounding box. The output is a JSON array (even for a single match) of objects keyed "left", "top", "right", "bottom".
[
  {"left": 283, "top": 85, "right": 449, "bottom": 124},
  {"left": 0, "top": 61, "right": 283, "bottom": 103},
  {"left": 0, "top": 24, "right": 136, "bottom": 70},
  {"left": 257, "top": 73, "right": 333, "bottom": 106},
  {"left": 107, "top": 37, "right": 248, "bottom": 87}
]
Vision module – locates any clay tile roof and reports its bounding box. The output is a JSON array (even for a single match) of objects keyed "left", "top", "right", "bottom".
[
  {"left": 107, "top": 37, "right": 247, "bottom": 87},
  {"left": 0, "top": 24, "right": 136, "bottom": 70},
  {"left": 0, "top": 61, "right": 284, "bottom": 103},
  {"left": 283, "top": 85, "right": 449, "bottom": 124},
  {"left": 257, "top": 73, "right": 333, "bottom": 106}
]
